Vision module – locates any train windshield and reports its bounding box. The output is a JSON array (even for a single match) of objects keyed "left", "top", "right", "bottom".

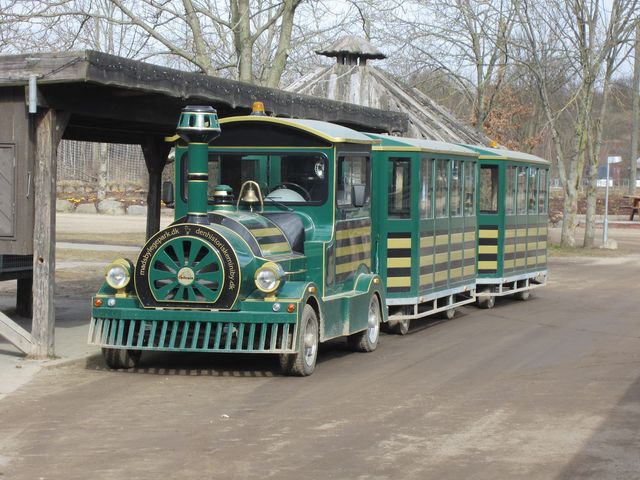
[{"left": 182, "top": 152, "right": 328, "bottom": 205}]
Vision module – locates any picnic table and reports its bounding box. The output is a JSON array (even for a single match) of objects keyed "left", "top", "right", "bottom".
[{"left": 622, "top": 195, "right": 640, "bottom": 221}]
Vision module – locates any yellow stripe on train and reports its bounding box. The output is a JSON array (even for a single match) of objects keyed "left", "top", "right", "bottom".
[{"left": 337, "top": 226, "right": 371, "bottom": 240}]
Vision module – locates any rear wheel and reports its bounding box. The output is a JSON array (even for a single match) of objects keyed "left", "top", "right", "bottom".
[
  {"left": 102, "top": 348, "right": 142, "bottom": 369},
  {"left": 348, "top": 295, "right": 381, "bottom": 352},
  {"left": 476, "top": 287, "right": 496, "bottom": 309},
  {"left": 514, "top": 289, "right": 531, "bottom": 301},
  {"left": 439, "top": 307, "right": 456, "bottom": 320},
  {"left": 386, "top": 318, "right": 410, "bottom": 335},
  {"left": 279, "top": 305, "right": 319, "bottom": 376}
]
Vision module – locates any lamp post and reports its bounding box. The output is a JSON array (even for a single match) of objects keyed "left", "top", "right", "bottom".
[{"left": 604, "top": 156, "right": 622, "bottom": 245}]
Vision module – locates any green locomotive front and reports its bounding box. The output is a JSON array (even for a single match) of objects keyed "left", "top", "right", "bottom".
[{"left": 88, "top": 106, "right": 386, "bottom": 376}]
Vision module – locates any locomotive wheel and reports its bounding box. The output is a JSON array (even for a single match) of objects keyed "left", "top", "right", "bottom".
[
  {"left": 102, "top": 348, "right": 142, "bottom": 369},
  {"left": 348, "top": 295, "right": 381, "bottom": 352},
  {"left": 279, "top": 305, "right": 319, "bottom": 376},
  {"left": 514, "top": 289, "right": 531, "bottom": 301},
  {"left": 385, "top": 318, "right": 410, "bottom": 335}
]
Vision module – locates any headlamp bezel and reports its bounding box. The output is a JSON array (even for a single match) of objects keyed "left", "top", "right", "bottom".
[
  {"left": 104, "top": 258, "right": 132, "bottom": 290},
  {"left": 254, "top": 262, "right": 285, "bottom": 293}
]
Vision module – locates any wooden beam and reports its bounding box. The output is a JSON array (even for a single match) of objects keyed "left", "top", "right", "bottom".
[
  {"left": 142, "top": 136, "right": 170, "bottom": 240},
  {"left": 0, "top": 311, "right": 33, "bottom": 354},
  {"left": 31, "top": 108, "right": 68, "bottom": 358}
]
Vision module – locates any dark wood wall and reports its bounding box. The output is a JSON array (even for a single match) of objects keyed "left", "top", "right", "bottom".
[{"left": 0, "top": 88, "right": 34, "bottom": 255}]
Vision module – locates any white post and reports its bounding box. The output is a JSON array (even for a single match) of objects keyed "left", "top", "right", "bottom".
[
  {"left": 604, "top": 156, "right": 622, "bottom": 246},
  {"left": 604, "top": 161, "right": 610, "bottom": 244}
]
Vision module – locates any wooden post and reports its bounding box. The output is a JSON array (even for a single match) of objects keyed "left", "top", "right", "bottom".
[
  {"left": 142, "top": 136, "right": 170, "bottom": 240},
  {"left": 31, "top": 109, "right": 68, "bottom": 358}
]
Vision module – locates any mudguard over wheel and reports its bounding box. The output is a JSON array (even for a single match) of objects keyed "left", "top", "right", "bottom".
[
  {"left": 348, "top": 295, "right": 381, "bottom": 352},
  {"left": 102, "top": 348, "right": 142, "bottom": 369},
  {"left": 279, "top": 304, "right": 319, "bottom": 376}
]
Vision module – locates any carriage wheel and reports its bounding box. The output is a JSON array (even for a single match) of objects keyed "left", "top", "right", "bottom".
[
  {"left": 514, "top": 290, "right": 531, "bottom": 301},
  {"left": 386, "top": 318, "right": 410, "bottom": 335}
]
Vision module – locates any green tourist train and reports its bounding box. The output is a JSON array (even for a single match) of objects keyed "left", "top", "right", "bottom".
[{"left": 88, "top": 105, "right": 549, "bottom": 376}]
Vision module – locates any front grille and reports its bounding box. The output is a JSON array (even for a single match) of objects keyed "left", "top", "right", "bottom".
[{"left": 89, "top": 318, "right": 296, "bottom": 353}]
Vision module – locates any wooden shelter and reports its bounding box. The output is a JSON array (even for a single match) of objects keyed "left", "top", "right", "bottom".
[
  {"left": 0, "top": 50, "right": 408, "bottom": 357},
  {"left": 287, "top": 36, "right": 489, "bottom": 144}
]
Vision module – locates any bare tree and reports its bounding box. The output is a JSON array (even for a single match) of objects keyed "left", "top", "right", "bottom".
[
  {"left": 514, "top": 0, "right": 638, "bottom": 247},
  {"left": 0, "top": 0, "right": 305, "bottom": 87},
  {"left": 384, "top": 0, "right": 517, "bottom": 135}
]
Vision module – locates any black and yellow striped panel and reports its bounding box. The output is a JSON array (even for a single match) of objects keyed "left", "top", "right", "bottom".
[
  {"left": 462, "top": 226, "right": 476, "bottom": 281},
  {"left": 419, "top": 235, "right": 434, "bottom": 288},
  {"left": 335, "top": 218, "right": 371, "bottom": 283},
  {"left": 434, "top": 229, "right": 450, "bottom": 288},
  {"left": 478, "top": 226, "right": 499, "bottom": 274},
  {"left": 209, "top": 212, "right": 291, "bottom": 257},
  {"left": 387, "top": 232, "right": 412, "bottom": 293},
  {"left": 526, "top": 225, "right": 539, "bottom": 268},
  {"left": 448, "top": 228, "right": 465, "bottom": 283},
  {"left": 536, "top": 224, "right": 547, "bottom": 267}
]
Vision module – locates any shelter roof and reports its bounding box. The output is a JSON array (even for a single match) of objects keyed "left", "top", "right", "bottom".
[{"left": 0, "top": 50, "right": 407, "bottom": 144}]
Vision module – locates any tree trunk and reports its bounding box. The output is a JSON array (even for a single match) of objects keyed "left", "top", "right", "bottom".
[
  {"left": 231, "top": 0, "right": 253, "bottom": 83},
  {"left": 265, "top": 0, "right": 300, "bottom": 88},
  {"left": 96, "top": 142, "right": 108, "bottom": 201},
  {"left": 561, "top": 182, "right": 579, "bottom": 246},
  {"left": 583, "top": 156, "right": 598, "bottom": 247},
  {"left": 630, "top": 21, "right": 640, "bottom": 194}
]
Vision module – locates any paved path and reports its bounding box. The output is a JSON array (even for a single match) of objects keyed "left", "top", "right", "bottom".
[{"left": 1, "top": 254, "right": 639, "bottom": 479}]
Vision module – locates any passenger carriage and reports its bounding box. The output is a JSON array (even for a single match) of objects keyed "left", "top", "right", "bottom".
[
  {"left": 366, "top": 134, "right": 478, "bottom": 334},
  {"left": 466, "top": 145, "right": 550, "bottom": 308}
]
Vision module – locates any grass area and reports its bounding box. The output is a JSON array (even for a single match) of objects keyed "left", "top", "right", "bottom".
[
  {"left": 55, "top": 268, "right": 105, "bottom": 296},
  {"left": 56, "top": 232, "right": 145, "bottom": 246},
  {"left": 548, "top": 243, "right": 627, "bottom": 257}
]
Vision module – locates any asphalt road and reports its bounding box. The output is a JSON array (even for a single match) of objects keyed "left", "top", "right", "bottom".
[{"left": 1, "top": 253, "right": 640, "bottom": 479}]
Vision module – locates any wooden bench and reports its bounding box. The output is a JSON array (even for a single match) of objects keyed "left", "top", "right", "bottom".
[{"left": 621, "top": 195, "right": 640, "bottom": 220}]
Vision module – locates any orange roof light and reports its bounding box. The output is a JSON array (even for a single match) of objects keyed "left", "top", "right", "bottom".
[{"left": 251, "top": 101, "right": 266, "bottom": 116}]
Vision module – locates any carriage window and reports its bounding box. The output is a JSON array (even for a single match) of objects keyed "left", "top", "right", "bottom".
[
  {"left": 463, "top": 161, "right": 475, "bottom": 216},
  {"left": 435, "top": 159, "right": 449, "bottom": 217},
  {"left": 450, "top": 160, "right": 462, "bottom": 217},
  {"left": 270, "top": 153, "right": 328, "bottom": 203},
  {"left": 538, "top": 169, "right": 548, "bottom": 214},
  {"left": 527, "top": 167, "right": 538, "bottom": 214},
  {"left": 337, "top": 155, "right": 370, "bottom": 207},
  {"left": 388, "top": 158, "right": 411, "bottom": 218},
  {"left": 479, "top": 165, "right": 499, "bottom": 214},
  {"left": 516, "top": 166, "right": 527, "bottom": 214},
  {"left": 420, "top": 157, "right": 433, "bottom": 218},
  {"left": 505, "top": 166, "right": 516, "bottom": 215}
]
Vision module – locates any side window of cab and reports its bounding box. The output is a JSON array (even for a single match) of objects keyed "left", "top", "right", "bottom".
[{"left": 337, "top": 155, "right": 370, "bottom": 212}]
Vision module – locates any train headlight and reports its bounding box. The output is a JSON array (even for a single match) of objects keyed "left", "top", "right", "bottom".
[
  {"left": 105, "top": 259, "right": 132, "bottom": 290},
  {"left": 254, "top": 262, "right": 284, "bottom": 293}
]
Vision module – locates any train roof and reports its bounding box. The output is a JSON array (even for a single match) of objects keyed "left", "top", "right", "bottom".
[
  {"left": 220, "top": 116, "right": 376, "bottom": 145},
  {"left": 460, "top": 144, "right": 550, "bottom": 165},
  {"left": 366, "top": 133, "right": 478, "bottom": 157}
]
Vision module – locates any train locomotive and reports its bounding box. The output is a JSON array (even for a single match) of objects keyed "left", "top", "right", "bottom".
[{"left": 88, "top": 104, "right": 549, "bottom": 376}]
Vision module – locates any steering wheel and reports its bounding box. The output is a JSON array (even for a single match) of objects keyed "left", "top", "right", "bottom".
[{"left": 270, "top": 182, "right": 311, "bottom": 201}]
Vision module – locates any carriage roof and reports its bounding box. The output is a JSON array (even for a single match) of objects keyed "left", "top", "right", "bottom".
[
  {"left": 460, "top": 144, "right": 550, "bottom": 165},
  {"left": 220, "top": 116, "right": 376, "bottom": 145},
  {"left": 366, "top": 133, "right": 479, "bottom": 157}
]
